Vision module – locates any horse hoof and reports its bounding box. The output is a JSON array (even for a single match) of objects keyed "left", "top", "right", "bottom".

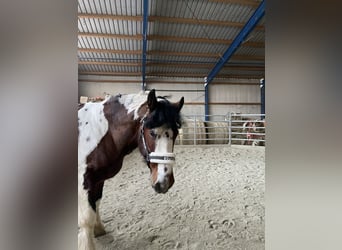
[{"left": 94, "top": 226, "right": 106, "bottom": 237}]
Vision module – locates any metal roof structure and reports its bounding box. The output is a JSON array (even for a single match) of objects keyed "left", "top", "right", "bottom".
[{"left": 78, "top": 0, "right": 265, "bottom": 84}]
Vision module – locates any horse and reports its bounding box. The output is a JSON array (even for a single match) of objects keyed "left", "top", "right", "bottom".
[
  {"left": 78, "top": 89, "right": 184, "bottom": 250},
  {"left": 242, "top": 120, "right": 265, "bottom": 146}
]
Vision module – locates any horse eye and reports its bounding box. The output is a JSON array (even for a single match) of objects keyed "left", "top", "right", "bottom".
[{"left": 149, "top": 130, "right": 156, "bottom": 138}]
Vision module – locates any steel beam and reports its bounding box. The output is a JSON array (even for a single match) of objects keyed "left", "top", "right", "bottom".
[
  {"left": 205, "top": 0, "right": 265, "bottom": 86},
  {"left": 142, "top": 0, "right": 149, "bottom": 90},
  {"left": 204, "top": 0, "right": 264, "bottom": 120}
]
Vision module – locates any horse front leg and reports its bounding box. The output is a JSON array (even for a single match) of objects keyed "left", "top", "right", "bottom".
[
  {"left": 78, "top": 188, "right": 96, "bottom": 250},
  {"left": 94, "top": 200, "right": 106, "bottom": 237},
  {"left": 94, "top": 182, "right": 106, "bottom": 237}
]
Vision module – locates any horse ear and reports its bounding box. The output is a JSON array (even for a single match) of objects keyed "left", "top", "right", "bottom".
[
  {"left": 176, "top": 97, "right": 184, "bottom": 112},
  {"left": 147, "top": 89, "right": 157, "bottom": 111}
]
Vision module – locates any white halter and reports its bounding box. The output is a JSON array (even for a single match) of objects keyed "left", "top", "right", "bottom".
[{"left": 149, "top": 152, "right": 176, "bottom": 164}]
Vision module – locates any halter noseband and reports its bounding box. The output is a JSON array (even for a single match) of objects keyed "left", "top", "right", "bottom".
[{"left": 140, "top": 118, "right": 176, "bottom": 166}]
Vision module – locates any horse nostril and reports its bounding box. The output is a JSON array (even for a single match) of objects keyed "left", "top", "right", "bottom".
[{"left": 154, "top": 182, "right": 162, "bottom": 193}]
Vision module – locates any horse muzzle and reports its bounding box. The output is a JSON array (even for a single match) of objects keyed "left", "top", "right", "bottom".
[
  {"left": 152, "top": 173, "right": 174, "bottom": 193},
  {"left": 149, "top": 152, "right": 176, "bottom": 193}
]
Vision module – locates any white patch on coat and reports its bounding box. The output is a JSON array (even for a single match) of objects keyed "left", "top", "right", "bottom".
[
  {"left": 78, "top": 101, "right": 108, "bottom": 164},
  {"left": 78, "top": 183, "right": 96, "bottom": 250},
  {"left": 78, "top": 100, "right": 109, "bottom": 187},
  {"left": 78, "top": 100, "right": 109, "bottom": 186},
  {"left": 153, "top": 128, "right": 174, "bottom": 183},
  {"left": 78, "top": 100, "right": 109, "bottom": 250},
  {"left": 78, "top": 101, "right": 109, "bottom": 165},
  {"left": 118, "top": 91, "right": 149, "bottom": 120}
]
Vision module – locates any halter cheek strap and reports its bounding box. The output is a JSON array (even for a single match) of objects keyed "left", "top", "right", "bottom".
[
  {"left": 140, "top": 120, "right": 151, "bottom": 162},
  {"left": 140, "top": 118, "right": 176, "bottom": 166}
]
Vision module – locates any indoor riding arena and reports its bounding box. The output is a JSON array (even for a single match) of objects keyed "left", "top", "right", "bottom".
[
  {"left": 98, "top": 145, "right": 264, "bottom": 250},
  {"left": 78, "top": 0, "right": 265, "bottom": 249}
]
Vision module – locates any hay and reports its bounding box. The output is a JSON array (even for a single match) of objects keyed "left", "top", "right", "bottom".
[
  {"left": 204, "top": 121, "right": 229, "bottom": 144},
  {"left": 176, "top": 119, "right": 206, "bottom": 145}
]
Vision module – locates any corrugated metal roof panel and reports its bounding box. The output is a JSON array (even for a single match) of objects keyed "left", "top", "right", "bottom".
[
  {"left": 149, "top": 41, "right": 229, "bottom": 55},
  {"left": 78, "top": 54, "right": 142, "bottom": 63},
  {"left": 79, "top": 0, "right": 143, "bottom": 15},
  {"left": 150, "top": 22, "right": 242, "bottom": 41},
  {"left": 79, "top": 64, "right": 141, "bottom": 72},
  {"left": 78, "top": 18, "right": 141, "bottom": 35},
  {"left": 258, "top": 16, "right": 265, "bottom": 25},
  {"left": 148, "top": 67, "right": 208, "bottom": 75},
  {"left": 147, "top": 55, "right": 215, "bottom": 64},
  {"left": 78, "top": 36, "right": 142, "bottom": 50},
  {"left": 246, "top": 29, "right": 265, "bottom": 43},
  {"left": 236, "top": 46, "right": 265, "bottom": 57},
  {"left": 151, "top": 0, "right": 258, "bottom": 23}
]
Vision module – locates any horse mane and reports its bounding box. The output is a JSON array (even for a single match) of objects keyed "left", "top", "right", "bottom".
[
  {"left": 101, "top": 91, "right": 182, "bottom": 129},
  {"left": 157, "top": 95, "right": 171, "bottom": 100}
]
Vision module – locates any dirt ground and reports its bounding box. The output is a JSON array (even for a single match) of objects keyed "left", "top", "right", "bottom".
[{"left": 95, "top": 145, "right": 265, "bottom": 250}]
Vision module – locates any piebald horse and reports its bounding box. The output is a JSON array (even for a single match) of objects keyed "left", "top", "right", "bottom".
[{"left": 78, "top": 89, "right": 184, "bottom": 250}]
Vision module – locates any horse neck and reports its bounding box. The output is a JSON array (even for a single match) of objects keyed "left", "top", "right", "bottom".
[{"left": 107, "top": 102, "right": 147, "bottom": 156}]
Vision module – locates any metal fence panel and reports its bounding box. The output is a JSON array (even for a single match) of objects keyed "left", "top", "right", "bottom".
[{"left": 176, "top": 113, "right": 265, "bottom": 146}]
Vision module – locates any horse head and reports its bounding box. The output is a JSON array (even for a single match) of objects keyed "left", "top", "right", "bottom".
[{"left": 139, "top": 89, "right": 184, "bottom": 193}]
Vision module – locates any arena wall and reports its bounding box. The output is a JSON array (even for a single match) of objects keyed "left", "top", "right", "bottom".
[{"left": 78, "top": 75, "right": 262, "bottom": 116}]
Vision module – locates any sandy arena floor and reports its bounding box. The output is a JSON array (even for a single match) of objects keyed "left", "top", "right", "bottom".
[{"left": 95, "top": 145, "right": 265, "bottom": 250}]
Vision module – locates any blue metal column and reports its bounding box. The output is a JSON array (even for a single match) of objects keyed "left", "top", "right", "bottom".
[
  {"left": 205, "top": 0, "right": 265, "bottom": 85},
  {"left": 260, "top": 78, "right": 265, "bottom": 119},
  {"left": 204, "top": 77, "right": 209, "bottom": 121},
  {"left": 141, "top": 0, "right": 149, "bottom": 91}
]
